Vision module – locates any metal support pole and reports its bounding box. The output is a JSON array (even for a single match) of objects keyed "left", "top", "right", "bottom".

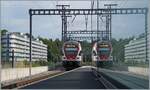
[
  {"left": 60, "top": 6, "right": 65, "bottom": 42},
  {"left": 145, "top": 12, "right": 148, "bottom": 62},
  {"left": 12, "top": 50, "right": 14, "bottom": 68},
  {"left": 97, "top": 0, "right": 99, "bottom": 41},
  {"left": 91, "top": 0, "right": 93, "bottom": 43},
  {"left": 63, "top": 15, "right": 71, "bottom": 41},
  {"left": 0, "top": 44, "right": 2, "bottom": 89},
  {"left": 104, "top": 4, "right": 117, "bottom": 41},
  {"left": 85, "top": 15, "right": 88, "bottom": 31},
  {"left": 29, "top": 10, "right": 32, "bottom": 77},
  {"left": 62, "top": 16, "right": 64, "bottom": 41},
  {"left": 109, "top": 8, "right": 112, "bottom": 41},
  {"left": 64, "top": 16, "right": 67, "bottom": 41},
  {"left": 56, "top": 5, "right": 70, "bottom": 42},
  {"left": 106, "top": 15, "right": 109, "bottom": 41}
]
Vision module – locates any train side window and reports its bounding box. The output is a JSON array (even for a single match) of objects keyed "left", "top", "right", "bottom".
[{"left": 93, "top": 51, "right": 96, "bottom": 56}]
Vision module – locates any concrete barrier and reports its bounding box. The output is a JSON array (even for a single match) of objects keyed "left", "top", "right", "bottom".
[
  {"left": 1, "top": 66, "right": 48, "bottom": 82},
  {"left": 128, "top": 67, "right": 149, "bottom": 76}
]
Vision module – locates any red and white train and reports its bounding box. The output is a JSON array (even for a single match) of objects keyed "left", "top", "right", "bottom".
[
  {"left": 62, "top": 41, "right": 83, "bottom": 70},
  {"left": 92, "top": 41, "right": 113, "bottom": 67}
]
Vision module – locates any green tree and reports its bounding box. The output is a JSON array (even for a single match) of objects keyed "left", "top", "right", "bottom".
[
  {"left": 81, "top": 41, "right": 92, "bottom": 62},
  {"left": 1, "top": 29, "right": 8, "bottom": 56},
  {"left": 111, "top": 37, "right": 133, "bottom": 63},
  {"left": 1, "top": 29, "right": 8, "bottom": 35},
  {"left": 39, "top": 37, "right": 62, "bottom": 63}
]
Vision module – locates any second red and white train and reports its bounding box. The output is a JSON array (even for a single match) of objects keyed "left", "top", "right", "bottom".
[{"left": 92, "top": 41, "right": 113, "bottom": 67}]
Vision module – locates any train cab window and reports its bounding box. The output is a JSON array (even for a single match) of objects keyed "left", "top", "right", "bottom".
[
  {"left": 61, "top": 50, "right": 64, "bottom": 56},
  {"left": 79, "top": 51, "right": 82, "bottom": 56},
  {"left": 61, "top": 52, "right": 64, "bottom": 56},
  {"left": 99, "top": 51, "right": 110, "bottom": 56}
]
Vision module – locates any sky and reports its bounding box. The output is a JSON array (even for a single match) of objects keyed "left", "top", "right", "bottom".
[{"left": 1, "top": 0, "right": 149, "bottom": 40}]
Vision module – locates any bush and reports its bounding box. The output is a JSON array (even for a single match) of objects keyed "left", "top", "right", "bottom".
[
  {"left": 23, "top": 60, "right": 29, "bottom": 67},
  {"left": 32, "top": 61, "right": 48, "bottom": 67}
]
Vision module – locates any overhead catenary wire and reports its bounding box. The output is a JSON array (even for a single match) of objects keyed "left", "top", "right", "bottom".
[
  {"left": 121, "top": 0, "right": 128, "bottom": 8},
  {"left": 71, "top": 15, "right": 77, "bottom": 24}
]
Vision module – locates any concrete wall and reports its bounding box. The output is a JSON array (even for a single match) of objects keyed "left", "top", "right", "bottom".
[
  {"left": 128, "top": 67, "right": 149, "bottom": 76},
  {"left": 1, "top": 66, "right": 48, "bottom": 82}
]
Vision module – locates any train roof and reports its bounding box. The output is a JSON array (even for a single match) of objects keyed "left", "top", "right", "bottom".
[{"left": 64, "top": 41, "right": 80, "bottom": 44}]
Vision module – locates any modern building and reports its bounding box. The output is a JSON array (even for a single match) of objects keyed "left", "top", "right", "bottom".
[
  {"left": 1, "top": 32, "right": 47, "bottom": 61},
  {"left": 148, "top": 10, "right": 150, "bottom": 62},
  {"left": 124, "top": 33, "right": 147, "bottom": 62}
]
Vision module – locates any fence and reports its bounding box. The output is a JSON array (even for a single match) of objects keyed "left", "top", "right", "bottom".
[{"left": 1, "top": 60, "right": 62, "bottom": 83}]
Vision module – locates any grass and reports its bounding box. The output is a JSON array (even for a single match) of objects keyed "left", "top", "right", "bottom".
[
  {"left": 2, "top": 61, "right": 59, "bottom": 69},
  {"left": 114, "top": 61, "right": 149, "bottom": 68}
]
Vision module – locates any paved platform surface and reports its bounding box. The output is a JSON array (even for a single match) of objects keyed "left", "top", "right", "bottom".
[
  {"left": 21, "top": 66, "right": 105, "bottom": 89},
  {"left": 21, "top": 66, "right": 149, "bottom": 89}
]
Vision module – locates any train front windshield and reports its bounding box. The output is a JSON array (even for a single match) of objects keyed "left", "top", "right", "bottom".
[
  {"left": 98, "top": 48, "right": 110, "bottom": 56},
  {"left": 97, "top": 43, "right": 111, "bottom": 56},
  {"left": 64, "top": 44, "right": 78, "bottom": 56}
]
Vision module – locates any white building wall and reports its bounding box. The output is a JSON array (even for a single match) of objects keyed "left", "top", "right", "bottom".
[
  {"left": 1, "top": 32, "right": 47, "bottom": 61},
  {"left": 125, "top": 36, "right": 146, "bottom": 62},
  {"left": 148, "top": 7, "right": 150, "bottom": 62}
]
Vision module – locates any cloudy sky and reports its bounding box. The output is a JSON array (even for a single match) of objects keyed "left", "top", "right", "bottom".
[{"left": 1, "top": 0, "right": 149, "bottom": 40}]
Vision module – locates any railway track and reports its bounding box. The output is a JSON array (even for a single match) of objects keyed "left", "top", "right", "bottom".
[
  {"left": 92, "top": 68, "right": 117, "bottom": 89},
  {"left": 91, "top": 67, "right": 130, "bottom": 89}
]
